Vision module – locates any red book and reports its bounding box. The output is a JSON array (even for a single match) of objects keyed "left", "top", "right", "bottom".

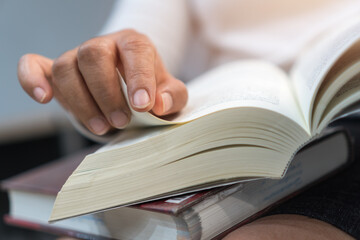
[{"left": 2, "top": 130, "right": 351, "bottom": 240}]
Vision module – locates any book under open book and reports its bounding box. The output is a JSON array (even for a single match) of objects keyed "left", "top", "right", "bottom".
[
  {"left": 50, "top": 18, "right": 360, "bottom": 221},
  {"left": 2, "top": 130, "right": 352, "bottom": 240}
]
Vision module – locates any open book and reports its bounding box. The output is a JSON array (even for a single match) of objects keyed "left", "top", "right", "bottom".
[
  {"left": 3, "top": 130, "right": 351, "bottom": 240},
  {"left": 50, "top": 18, "right": 360, "bottom": 221}
]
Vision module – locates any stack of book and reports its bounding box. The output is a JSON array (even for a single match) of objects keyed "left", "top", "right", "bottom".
[
  {"left": 2, "top": 130, "right": 352, "bottom": 239},
  {"left": 3, "top": 16, "right": 360, "bottom": 240}
]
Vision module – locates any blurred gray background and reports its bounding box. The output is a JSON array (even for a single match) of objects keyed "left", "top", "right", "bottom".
[
  {"left": 0, "top": 0, "right": 115, "bottom": 144},
  {"left": 0, "top": 0, "right": 115, "bottom": 239}
]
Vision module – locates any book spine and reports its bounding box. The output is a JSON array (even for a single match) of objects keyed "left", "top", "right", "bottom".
[
  {"left": 136, "top": 185, "right": 243, "bottom": 215},
  {"left": 4, "top": 215, "right": 114, "bottom": 240},
  {"left": 181, "top": 184, "right": 244, "bottom": 216}
]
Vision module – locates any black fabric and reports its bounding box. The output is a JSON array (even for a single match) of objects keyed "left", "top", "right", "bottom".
[{"left": 266, "top": 117, "right": 360, "bottom": 238}]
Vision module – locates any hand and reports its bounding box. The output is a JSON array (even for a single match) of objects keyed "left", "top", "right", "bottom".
[{"left": 18, "top": 29, "right": 188, "bottom": 135}]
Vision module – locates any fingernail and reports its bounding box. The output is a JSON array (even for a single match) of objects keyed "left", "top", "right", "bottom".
[
  {"left": 133, "top": 89, "right": 150, "bottom": 108},
  {"left": 110, "top": 110, "right": 129, "bottom": 129},
  {"left": 33, "top": 87, "right": 46, "bottom": 103},
  {"left": 89, "top": 117, "right": 109, "bottom": 135},
  {"left": 161, "top": 92, "right": 173, "bottom": 114}
]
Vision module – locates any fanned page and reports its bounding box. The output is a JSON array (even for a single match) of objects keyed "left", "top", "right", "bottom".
[
  {"left": 121, "top": 60, "right": 306, "bottom": 131},
  {"left": 50, "top": 61, "right": 311, "bottom": 222},
  {"left": 316, "top": 73, "right": 360, "bottom": 133},
  {"left": 290, "top": 18, "right": 360, "bottom": 131},
  {"left": 99, "top": 61, "right": 307, "bottom": 153}
]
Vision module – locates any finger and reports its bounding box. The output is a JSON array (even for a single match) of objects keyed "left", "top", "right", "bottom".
[
  {"left": 150, "top": 51, "right": 188, "bottom": 116},
  {"left": 152, "top": 76, "right": 188, "bottom": 116},
  {"left": 52, "top": 49, "right": 111, "bottom": 135},
  {"left": 77, "top": 37, "right": 131, "bottom": 129},
  {"left": 116, "top": 30, "right": 156, "bottom": 112},
  {"left": 52, "top": 84, "right": 71, "bottom": 112},
  {"left": 18, "top": 54, "right": 54, "bottom": 103}
]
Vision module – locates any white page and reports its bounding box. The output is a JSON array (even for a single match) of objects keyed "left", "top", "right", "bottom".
[
  {"left": 122, "top": 60, "right": 305, "bottom": 130},
  {"left": 317, "top": 72, "right": 360, "bottom": 133},
  {"left": 290, "top": 18, "right": 360, "bottom": 128}
]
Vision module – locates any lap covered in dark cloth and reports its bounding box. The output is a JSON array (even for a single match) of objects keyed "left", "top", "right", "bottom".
[{"left": 266, "top": 116, "right": 360, "bottom": 238}]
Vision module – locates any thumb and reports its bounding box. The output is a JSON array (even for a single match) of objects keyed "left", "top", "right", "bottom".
[
  {"left": 152, "top": 76, "right": 188, "bottom": 116},
  {"left": 18, "top": 54, "right": 54, "bottom": 103}
]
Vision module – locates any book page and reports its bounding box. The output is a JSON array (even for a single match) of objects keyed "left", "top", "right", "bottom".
[
  {"left": 290, "top": 18, "right": 360, "bottom": 129},
  {"left": 121, "top": 60, "right": 306, "bottom": 131},
  {"left": 312, "top": 59, "right": 360, "bottom": 131},
  {"left": 316, "top": 72, "right": 360, "bottom": 133}
]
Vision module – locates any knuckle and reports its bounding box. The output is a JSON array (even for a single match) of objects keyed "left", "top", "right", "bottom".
[
  {"left": 128, "top": 68, "right": 154, "bottom": 82},
  {"left": 52, "top": 54, "right": 75, "bottom": 83},
  {"left": 120, "top": 29, "right": 149, "bottom": 42},
  {"left": 78, "top": 38, "right": 115, "bottom": 63},
  {"left": 119, "top": 28, "right": 139, "bottom": 36},
  {"left": 120, "top": 33, "right": 153, "bottom": 55}
]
